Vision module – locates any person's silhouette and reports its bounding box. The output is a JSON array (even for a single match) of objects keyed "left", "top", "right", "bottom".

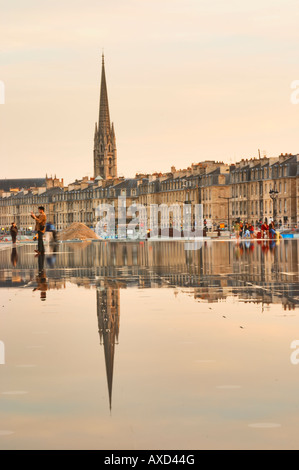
[
  {"left": 11, "top": 247, "right": 18, "bottom": 267},
  {"left": 33, "top": 254, "right": 48, "bottom": 301}
]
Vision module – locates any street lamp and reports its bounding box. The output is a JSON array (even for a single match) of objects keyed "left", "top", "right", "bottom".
[{"left": 269, "top": 188, "right": 279, "bottom": 224}]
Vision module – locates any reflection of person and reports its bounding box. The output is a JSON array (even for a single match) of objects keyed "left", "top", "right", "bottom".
[
  {"left": 33, "top": 254, "right": 48, "bottom": 301},
  {"left": 11, "top": 247, "right": 18, "bottom": 267},
  {"left": 31, "top": 206, "right": 47, "bottom": 255},
  {"left": 10, "top": 222, "right": 18, "bottom": 244},
  {"left": 46, "top": 244, "right": 58, "bottom": 267},
  {"left": 270, "top": 240, "right": 276, "bottom": 250}
]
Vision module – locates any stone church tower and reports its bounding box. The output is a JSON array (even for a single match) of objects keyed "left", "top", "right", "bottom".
[{"left": 94, "top": 55, "right": 117, "bottom": 179}]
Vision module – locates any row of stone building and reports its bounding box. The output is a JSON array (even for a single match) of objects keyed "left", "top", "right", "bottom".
[
  {"left": 2, "top": 56, "right": 298, "bottom": 234},
  {"left": 0, "top": 153, "right": 298, "bottom": 234}
]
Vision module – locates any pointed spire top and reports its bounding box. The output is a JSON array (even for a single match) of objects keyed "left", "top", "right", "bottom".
[
  {"left": 98, "top": 52, "right": 110, "bottom": 134},
  {"left": 102, "top": 51, "right": 105, "bottom": 66}
]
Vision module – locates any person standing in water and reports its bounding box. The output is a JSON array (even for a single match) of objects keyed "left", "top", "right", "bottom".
[
  {"left": 10, "top": 222, "right": 18, "bottom": 245},
  {"left": 31, "top": 206, "right": 47, "bottom": 255}
]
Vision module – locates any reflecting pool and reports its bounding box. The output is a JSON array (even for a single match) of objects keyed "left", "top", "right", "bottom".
[{"left": 0, "top": 239, "right": 298, "bottom": 449}]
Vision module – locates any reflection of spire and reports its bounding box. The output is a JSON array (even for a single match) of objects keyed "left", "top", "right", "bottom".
[{"left": 97, "top": 285, "right": 120, "bottom": 410}]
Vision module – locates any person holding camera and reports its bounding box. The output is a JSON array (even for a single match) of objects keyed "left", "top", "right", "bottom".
[{"left": 31, "top": 206, "right": 47, "bottom": 255}]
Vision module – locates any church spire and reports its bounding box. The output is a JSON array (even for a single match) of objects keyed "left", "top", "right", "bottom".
[
  {"left": 98, "top": 53, "right": 110, "bottom": 134},
  {"left": 94, "top": 54, "right": 117, "bottom": 180}
]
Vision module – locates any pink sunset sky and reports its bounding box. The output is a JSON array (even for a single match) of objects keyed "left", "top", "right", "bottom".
[{"left": 0, "top": 0, "right": 298, "bottom": 184}]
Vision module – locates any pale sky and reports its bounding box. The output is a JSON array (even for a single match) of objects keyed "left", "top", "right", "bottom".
[{"left": 0, "top": 0, "right": 299, "bottom": 184}]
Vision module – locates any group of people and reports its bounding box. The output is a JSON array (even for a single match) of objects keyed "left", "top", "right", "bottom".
[
  {"left": 233, "top": 221, "right": 255, "bottom": 239},
  {"left": 10, "top": 206, "right": 47, "bottom": 254},
  {"left": 9, "top": 206, "right": 57, "bottom": 254},
  {"left": 260, "top": 220, "right": 276, "bottom": 238},
  {"left": 233, "top": 220, "right": 277, "bottom": 240}
]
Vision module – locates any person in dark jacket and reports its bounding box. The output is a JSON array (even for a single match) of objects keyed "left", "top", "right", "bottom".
[{"left": 10, "top": 222, "right": 18, "bottom": 244}]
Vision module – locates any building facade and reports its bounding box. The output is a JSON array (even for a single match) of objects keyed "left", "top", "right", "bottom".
[
  {"left": 1, "top": 154, "right": 298, "bottom": 234},
  {"left": 1, "top": 56, "right": 298, "bottom": 234},
  {"left": 229, "top": 154, "right": 297, "bottom": 227}
]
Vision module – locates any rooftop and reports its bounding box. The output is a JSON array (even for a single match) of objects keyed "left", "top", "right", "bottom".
[{"left": 0, "top": 178, "right": 46, "bottom": 192}]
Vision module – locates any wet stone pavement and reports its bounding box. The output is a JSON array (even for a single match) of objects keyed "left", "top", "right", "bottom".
[{"left": 0, "top": 239, "right": 298, "bottom": 449}]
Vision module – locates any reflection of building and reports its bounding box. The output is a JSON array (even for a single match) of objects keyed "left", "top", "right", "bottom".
[
  {"left": 97, "top": 285, "right": 120, "bottom": 410},
  {"left": 0, "top": 242, "right": 298, "bottom": 308},
  {"left": 0, "top": 241, "right": 298, "bottom": 409}
]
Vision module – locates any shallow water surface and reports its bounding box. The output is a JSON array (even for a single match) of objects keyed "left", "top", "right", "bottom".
[{"left": 0, "top": 240, "right": 298, "bottom": 449}]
